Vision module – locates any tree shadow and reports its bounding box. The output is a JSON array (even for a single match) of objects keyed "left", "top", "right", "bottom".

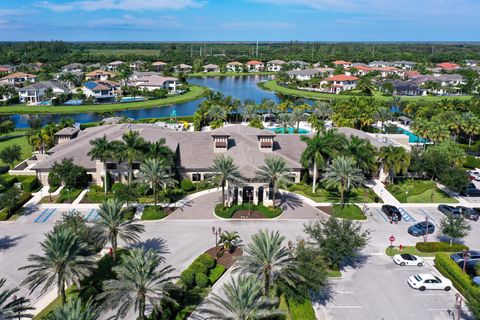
[
  {"left": 0, "top": 134, "right": 24, "bottom": 143},
  {"left": 21, "top": 204, "right": 40, "bottom": 217},
  {"left": 0, "top": 234, "right": 26, "bottom": 251},
  {"left": 278, "top": 192, "right": 304, "bottom": 211},
  {"left": 128, "top": 237, "right": 170, "bottom": 256},
  {"left": 311, "top": 281, "right": 336, "bottom": 306},
  {"left": 341, "top": 253, "right": 370, "bottom": 270},
  {"left": 436, "top": 235, "right": 466, "bottom": 245}
]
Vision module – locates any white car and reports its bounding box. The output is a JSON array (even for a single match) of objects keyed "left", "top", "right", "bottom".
[
  {"left": 407, "top": 274, "right": 452, "bottom": 291},
  {"left": 393, "top": 253, "right": 425, "bottom": 266}
]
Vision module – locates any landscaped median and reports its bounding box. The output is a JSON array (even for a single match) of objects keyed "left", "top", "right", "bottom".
[
  {"left": 0, "top": 84, "right": 209, "bottom": 115},
  {"left": 317, "top": 204, "right": 367, "bottom": 220},
  {"left": 434, "top": 253, "right": 480, "bottom": 318},
  {"left": 386, "top": 179, "right": 457, "bottom": 203},
  {"left": 214, "top": 203, "right": 282, "bottom": 219},
  {"left": 385, "top": 242, "right": 469, "bottom": 257}
]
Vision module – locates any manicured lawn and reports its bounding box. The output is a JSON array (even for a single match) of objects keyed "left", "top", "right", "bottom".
[
  {"left": 259, "top": 80, "right": 472, "bottom": 102},
  {"left": 385, "top": 245, "right": 464, "bottom": 257},
  {"left": 188, "top": 71, "right": 277, "bottom": 77},
  {"left": 40, "top": 188, "right": 83, "bottom": 204},
  {"left": 141, "top": 205, "right": 168, "bottom": 220},
  {"left": 214, "top": 203, "right": 282, "bottom": 219},
  {"left": 387, "top": 179, "right": 457, "bottom": 203},
  {"left": 0, "top": 130, "right": 31, "bottom": 167},
  {"left": 80, "top": 186, "right": 113, "bottom": 203},
  {"left": 0, "top": 85, "right": 208, "bottom": 115},
  {"left": 327, "top": 270, "right": 343, "bottom": 278},
  {"left": 331, "top": 204, "right": 367, "bottom": 220},
  {"left": 290, "top": 183, "right": 380, "bottom": 203}
]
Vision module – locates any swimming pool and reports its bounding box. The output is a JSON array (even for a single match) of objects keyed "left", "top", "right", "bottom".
[
  {"left": 266, "top": 127, "right": 310, "bottom": 134},
  {"left": 120, "top": 96, "right": 145, "bottom": 103},
  {"left": 37, "top": 100, "right": 52, "bottom": 106},
  {"left": 397, "top": 127, "right": 428, "bottom": 144}
]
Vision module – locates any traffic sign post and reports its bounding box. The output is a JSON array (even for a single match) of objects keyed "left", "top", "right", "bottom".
[{"left": 389, "top": 235, "right": 395, "bottom": 248}]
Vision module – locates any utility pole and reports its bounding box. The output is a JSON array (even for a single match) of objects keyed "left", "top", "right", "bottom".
[
  {"left": 190, "top": 44, "right": 193, "bottom": 57},
  {"left": 256, "top": 41, "right": 259, "bottom": 57}
]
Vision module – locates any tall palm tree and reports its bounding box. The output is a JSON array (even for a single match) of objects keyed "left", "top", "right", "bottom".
[
  {"left": 242, "top": 103, "right": 260, "bottom": 123},
  {"left": 45, "top": 298, "right": 98, "bottom": 320},
  {"left": 0, "top": 278, "right": 33, "bottom": 319},
  {"left": 290, "top": 107, "right": 306, "bottom": 133},
  {"left": 148, "top": 138, "right": 175, "bottom": 166},
  {"left": 378, "top": 146, "right": 411, "bottom": 184},
  {"left": 199, "top": 275, "right": 282, "bottom": 320},
  {"left": 255, "top": 157, "right": 294, "bottom": 209},
  {"left": 99, "top": 248, "right": 175, "bottom": 320},
  {"left": 20, "top": 227, "right": 95, "bottom": 305},
  {"left": 260, "top": 98, "right": 277, "bottom": 125},
  {"left": 322, "top": 156, "right": 365, "bottom": 207},
  {"left": 88, "top": 135, "right": 112, "bottom": 193},
  {"left": 137, "top": 158, "right": 177, "bottom": 210},
  {"left": 277, "top": 113, "right": 293, "bottom": 134},
  {"left": 58, "top": 72, "right": 77, "bottom": 90},
  {"left": 376, "top": 106, "right": 392, "bottom": 132},
  {"left": 346, "top": 136, "right": 377, "bottom": 177},
  {"left": 460, "top": 112, "right": 480, "bottom": 146},
  {"left": 93, "top": 198, "right": 145, "bottom": 261},
  {"left": 233, "top": 229, "right": 297, "bottom": 296},
  {"left": 300, "top": 129, "right": 348, "bottom": 192},
  {"left": 122, "top": 130, "right": 147, "bottom": 185},
  {"left": 208, "top": 104, "right": 228, "bottom": 124},
  {"left": 209, "top": 155, "right": 243, "bottom": 207}
]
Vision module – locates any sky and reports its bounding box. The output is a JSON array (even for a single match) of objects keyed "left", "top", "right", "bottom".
[{"left": 1, "top": 0, "right": 480, "bottom": 41}]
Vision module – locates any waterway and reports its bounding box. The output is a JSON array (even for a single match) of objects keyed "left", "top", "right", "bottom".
[{"left": 10, "top": 75, "right": 299, "bottom": 128}]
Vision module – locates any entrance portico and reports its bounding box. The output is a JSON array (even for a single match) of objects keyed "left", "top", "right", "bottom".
[{"left": 227, "top": 182, "right": 273, "bottom": 206}]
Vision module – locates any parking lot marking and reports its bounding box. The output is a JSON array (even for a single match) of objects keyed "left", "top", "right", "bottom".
[
  {"left": 412, "top": 293, "right": 453, "bottom": 296},
  {"left": 419, "top": 208, "right": 438, "bottom": 226},
  {"left": 399, "top": 207, "right": 416, "bottom": 222},
  {"left": 40, "top": 209, "right": 56, "bottom": 223},
  {"left": 33, "top": 208, "right": 49, "bottom": 223},
  {"left": 84, "top": 209, "right": 94, "bottom": 221},
  {"left": 373, "top": 208, "right": 388, "bottom": 222}
]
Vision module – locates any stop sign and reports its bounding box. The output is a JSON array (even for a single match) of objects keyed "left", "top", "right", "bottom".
[{"left": 389, "top": 235, "right": 395, "bottom": 242}]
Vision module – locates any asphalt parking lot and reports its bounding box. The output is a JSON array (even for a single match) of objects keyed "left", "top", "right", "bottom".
[{"left": 319, "top": 255, "right": 468, "bottom": 320}]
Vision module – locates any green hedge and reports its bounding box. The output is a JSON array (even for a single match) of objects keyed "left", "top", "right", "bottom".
[
  {"left": 463, "top": 155, "right": 480, "bottom": 169},
  {"left": 21, "top": 176, "right": 39, "bottom": 192},
  {"left": 180, "top": 269, "right": 196, "bottom": 289},
  {"left": 435, "top": 253, "right": 480, "bottom": 319},
  {"left": 288, "top": 297, "right": 316, "bottom": 320},
  {"left": 214, "top": 203, "right": 282, "bottom": 219},
  {"left": 195, "top": 273, "right": 210, "bottom": 289},
  {"left": 208, "top": 264, "right": 226, "bottom": 284},
  {"left": 180, "top": 178, "right": 195, "bottom": 192},
  {"left": 141, "top": 206, "right": 168, "bottom": 220},
  {"left": 79, "top": 122, "right": 101, "bottom": 130},
  {"left": 0, "top": 192, "right": 32, "bottom": 221},
  {"left": 416, "top": 242, "right": 469, "bottom": 253},
  {"left": 1, "top": 175, "right": 17, "bottom": 188}
]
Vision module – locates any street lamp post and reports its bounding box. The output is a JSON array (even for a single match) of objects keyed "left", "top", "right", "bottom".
[
  {"left": 212, "top": 226, "right": 222, "bottom": 259},
  {"left": 424, "top": 216, "right": 429, "bottom": 243}
]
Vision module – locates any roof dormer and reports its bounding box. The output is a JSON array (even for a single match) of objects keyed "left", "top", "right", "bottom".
[
  {"left": 211, "top": 131, "right": 230, "bottom": 152},
  {"left": 257, "top": 132, "right": 275, "bottom": 152}
]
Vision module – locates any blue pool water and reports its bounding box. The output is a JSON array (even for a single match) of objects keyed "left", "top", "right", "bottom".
[
  {"left": 267, "top": 127, "right": 310, "bottom": 134},
  {"left": 397, "top": 127, "right": 428, "bottom": 144},
  {"left": 120, "top": 96, "right": 145, "bottom": 102},
  {"left": 37, "top": 100, "right": 52, "bottom": 106}
]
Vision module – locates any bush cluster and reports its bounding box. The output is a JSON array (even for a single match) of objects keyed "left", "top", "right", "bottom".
[
  {"left": 0, "top": 192, "right": 32, "bottom": 220},
  {"left": 179, "top": 253, "right": 218, "bottom": 289},
  {"left": 416, "top": 242, "right": 469, "bottom": 253},
  {"left": 21, "top": 176, "right": 39, "bottom": 192},
  {"left": 435, "top": 253, "right": 480, "bottom": 318},
  {"left": 180, "top": 178, "right": 195, "bottom": 192}
]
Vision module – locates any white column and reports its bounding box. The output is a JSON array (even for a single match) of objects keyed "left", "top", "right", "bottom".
[
  {"left": 253, "top": 186, "right": 259, "bottom": 205},
  {"left": 238, "top": 188, "right": 243, "bottom": 205}
]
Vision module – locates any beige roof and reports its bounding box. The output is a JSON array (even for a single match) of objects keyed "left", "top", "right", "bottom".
[
  {"left": 54, "top": 127, "right": 80, "bottom": 136},
  {"left": 227, "top": 61, "right": 242, "bottom": 66},
  {"left": 1, "top": 72, "right": 37, "bottom": 80},
  {"left": 134, "top": 75, "right": 178, "bottom": 87},
  {"left": 152, "top": 61, "right": 167, "bottom": 66},
  {"left": 86, "top": 69, "right": 115, "bottom": 77}
]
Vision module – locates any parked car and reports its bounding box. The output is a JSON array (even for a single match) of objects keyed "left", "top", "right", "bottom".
[
  {"left": 408, "top": 221, "right": 435, "bottom": 237},
  {"left": 456, "top": 206, "right": 479, "bottom": 221},
  {"left": 407, "top": 274, "right": 452, "bottom": 291},
  {"left": 469, "top": 171, "right": 480, "bottom": 181},
  {"left": 393, "top": 253, "right": 425, "bottom": 266},
  {"left": 437, "top": 205, "right": 461, "bottom": 218},
  {"left": 461, "top": 187, "right": 480, "bottom": 197},
  {"left": 381, "top": 205, "right": 402, "bottom": 221},
  {"left": 450, "top": 250, "right": 480, "bottom": 264}
]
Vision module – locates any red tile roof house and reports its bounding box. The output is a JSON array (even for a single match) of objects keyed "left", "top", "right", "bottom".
[
  {"left": 436, "top": 62, "right": 460, "bottom": 70},
  {"left": 1, "top": 72, "right": 37, "bottom": 85},
  {"left": 85, "top": 70, "right": 115, "bottom": 81},
  {"left": 323, "top": 75, "right": 359, "bottom": 94},
  {"left": 246, "top": 60, "right": 264, "bottom": 72},
  {"left": 333, "top": 60, "right": 353, "bottom": 68}
]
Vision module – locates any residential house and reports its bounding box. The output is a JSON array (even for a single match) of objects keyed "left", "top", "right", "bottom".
[
  {"left": 226, "top": 61, "right": 243, "bottom": 72},
  {"left": 129, "top": 61, "right": 145, "bottom": 71},
  {"left": 0, "top": 65, "right": 14, "bottom": 75},
  {"left": 82, "top": 80, "right": 120, "bottom": 103},
  {"left": 61, "top": 63, "right": 83, "bottom": 73},
  {"left": 174, "top": 64, "right": 192, "bottom": 73},
  {"left": 203, "top": 64, "right": 220, "bottom": 73},
  {"left": 332, "top": 60, "right": 352, "bottom": 68},
  {"left": 130, "top": 71, "right": 162, "bottom": 81},
  {"left": 54, "top": 71, "right": 84, "bottom": 88},
  {"left": 285, "top": 60, "right": 308, "bottom": 70},
  {"left": 392, "top": 61, "right": 417, "bottom": 70},
  {"left": 436, "top": 62, "right": 460, "bottom": 70},
  {"left": 246, "top": 60, "right": 264, "bottom": 72},
  {"left": 85, "top": 70, "right": 115, "bottom": 81},
  {"left": 266, "top": 60, "right": 285, "bottom": 72},
  {"left": 466, "top": 60, "right": 478, "bottom": 67},
  {"left": 130, "top": 75, "right": 178, "bottom": 92},
  {"left": 152, "top": 61, "right": 167, "bottom": 72},
  {"left": 381, "top": 80, "right": 426, "bottom": 96},
  {"left": 1, "top": 72, "right": 37, "bottom": 85},
  {"left": 18, "top": 80, "right": 70, "bottom": 105},
  {"left": 287, "top": 68, "right": 324, "bottom": 81},
  {"left": 405, "top": 71, "right": 421, "bottom": 79},
  {"left": 369, "top": 61, "right": 393, "bottom": 68},
  {"left": 106, "top": 61, "right": 124, "bottom": 72},
  {"left": 323, "top": 75, "right": 359, "bottom": 94},
  {"left": 410, "top": 74, "right": 466, "bottom": 94}
]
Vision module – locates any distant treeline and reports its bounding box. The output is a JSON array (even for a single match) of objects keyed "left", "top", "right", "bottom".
[{"left": 1, "top": 41, "right": 480, "bottom": 66}]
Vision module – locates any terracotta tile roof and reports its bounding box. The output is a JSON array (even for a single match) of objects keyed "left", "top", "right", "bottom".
[
  {"left": 85, "top": 69, "right": 115, "bottom": 77},
  {"left": 246, "top": 60, "right": 263, "bottom": 65},
  {"left": 227, "top": 61, "right": 242, "bottom": 65},
  {"left": 436, "top": 62, "right": 459, "bottom": 70},
  {"left": 326, "top": 75, "right": 359, "bottom": 81},
  {"left": 333, "top": 60, "right": 352, "bottom": 65},
  {"left": 1, "top": 72, "right": 37, "bottom": 80}
]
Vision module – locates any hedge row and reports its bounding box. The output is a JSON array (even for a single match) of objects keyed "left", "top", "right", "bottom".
[
  {"left": 0, "top": 192, "right": 32, "bottom": 221},
  {"left": 434, "top": 253, "right": 480, "bottom": 318},
  {"left": 1, "top": 175, "right": 41, "bottom": 192},
  {"left": 180, "top": 253, "right": 216, "bottom": 289},
  {"left": 416, "top": 242, "right": 469, "bottom": 253}
]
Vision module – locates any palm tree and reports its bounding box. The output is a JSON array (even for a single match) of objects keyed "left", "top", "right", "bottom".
[
  {"left": 290, "top": 107, "right": 306, "bottom": 133},
  {"left": 58, "top": 72, "right": 77, "bottom": 90},
  {"left": 300, "top": 130, "right": 348, "bottom": 193},
  {"left": 44, "top": 87, "right": 54, "bottom": 100},
  {"left": 45, "top": 298, "right": 98, "bottom": 320},
  {"left": 357, "top": 77, "right": 375, "bottom": 96},
  {"left": 93, "top": 198, "right": 145, "bottom": 261},
  {"left": 122, "top": 130, "right": 147, "bottom": 184},
  {"left": 322, "top": 156, "right": 365, "bottom": 207},
  {"left": 346, "top": 136, "right": 377, "bottom": 177},
  {"left": 0, "top": 144, "right": 22, "bottom": 169},
  {"left": 277, "top": 113, "right": 293, "bottom": 134},
  {"left": 0, "top": 278, "right": 33, "bottom": 319},
  {"left": 209, "top": 155, "right": 243, "bottom": 207},
  {"left": 378, "top": 146, "right": 411, "bottom": 184},
  {"left": 199, "top": 275, "right": 282, "bottom": 320},
  {"left": 219, "top": 230, "right": 241, "bottom": 253},
  {"left": 376, "top": 106, "right": 392, "bottom": 132},
  {"left": 99, "top": 248, "right": 175, "bottom": 320},
  {"left": 148, "top": 138, "right": 175, "bottom": 166},
  {"left": 260, "top": 98, "right": 277, "bottom": 125},
  {"left": 208, "top": 104, "right": 228, "bottom": 124},
  {"left": 20, "top": 227, "right": 95, "bottom": 305},
  {"left": 137, "top": 158, "right": 177, "bottom": 210},
  {"left": 461, "top": 112, "right": 480, "bottom": 146},
  {"left": 88, "top": 135, "right": 113, "bottom": 193},
  {"left": 233, "top": 229, "right": 297, "bottom": 296},
  {"left": 242, "top": 103, "right": 260, "bottom": 123},
  {"left": 255, "top": 157, "right": 294, "bottom": 209}
]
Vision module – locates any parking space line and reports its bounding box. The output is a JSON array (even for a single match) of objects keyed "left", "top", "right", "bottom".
[
  {"left": 373, "top": 208, "right": 388, "bottom": 222},
  {"left": 399, "top": 207, "right": 416, "bottom": 222},
  {"left": 41, "top": 209, "right": 56, "bottom": 223},
  {"left": 33, "top": 208, "right": 49, "bottom": 223},
  {"left": 412, "top": 293, "right": 453, "bottom": 296},
  {"left": 419, "top": 208, "right": 438, "bottom": 226},
  {"left": 84, "top": 209, "right": 94, "bottom": 221}
]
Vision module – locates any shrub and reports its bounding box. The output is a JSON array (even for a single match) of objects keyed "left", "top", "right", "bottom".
[
  {"left": 180, "top": 269, "right": 196, "bottom": 288},
  {"left": 463, "top": 155, "right": 480, "bottom": 169},
  {"left": 180, "top": 178, "right": 195, "bottom": 192},
  {"left": 111, "top": 182, "right": 124, "bottom": 193},
  {"left": 194, "top": 253, "right": 215, "bottom": 270},
  {"left": 48, "top": 172, "right": 62, "bottom": 188},
  {"left": 288, "top": 297, "right": 316, "bottom": 320},
  {"left": 435, "top": 253, "right": 480, "bottom": 319},
  {"left": 190, "top": 262, "right": 208, "bottom": 275},
  {"left": 141, "top": 206, "right": 166, "bottom": 220},
  {"left": 416, "top": 242, "right": 468, "bottom": 253},
  {"left": 0, "top": 192, "right": 32, "bottom": 220},
  {"left": 208, "top": 264, "right": 226, "bottom": 284},
  {"left": 195, "top": 273, "right": 210, "bottom": 289},
  {"left": 21, "top": 176, "right": 39, "bottom": 192},
  {"left": 1, "top": 175, "right": 17, "bottom": 188},
  {"left": 0, "top": 209, "right": 8, "bottom": 221}
]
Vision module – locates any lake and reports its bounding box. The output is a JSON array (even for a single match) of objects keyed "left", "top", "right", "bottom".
[{"left": 10, "top": 75, "right": 297, "bottom": 128}]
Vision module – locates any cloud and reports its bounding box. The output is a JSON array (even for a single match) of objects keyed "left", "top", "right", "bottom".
[
  {"left": 37, "top": 0, "right": 204, "bottom": 12},
  {"left": 221, "top": 21, "right": 292, "bottom": 31},
  {"left": 86, "top": 14, "right": 183, "bottom": 30}
]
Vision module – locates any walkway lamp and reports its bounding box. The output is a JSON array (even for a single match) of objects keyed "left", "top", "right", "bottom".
[{"left": 212, "top": 226, "right": 222, "bottom": 259}]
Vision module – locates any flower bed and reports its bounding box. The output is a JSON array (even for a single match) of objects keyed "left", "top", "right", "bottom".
[{"left": 214, "top": 203, "right": 282, "bottom": 219}]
